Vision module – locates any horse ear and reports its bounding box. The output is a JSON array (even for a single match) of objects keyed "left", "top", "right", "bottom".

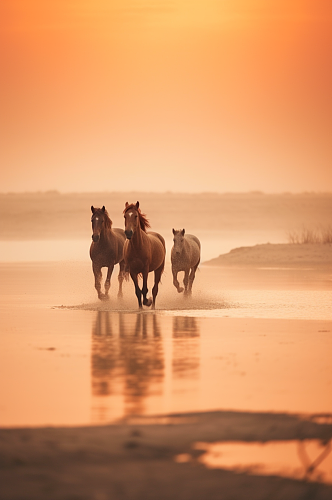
[
  {"left": 136, "top": 201, "right": 139, "bottom": 209},
  {"left": 172, "top": 228, "right": 175, "bottom": 235},
  {"left": 91, "top": 206, "right": 95, "bottom": 213},
  {"left": 181, "top": 229, "right": 185, "bottom": 236},
  {"left": 102, "top": 206, "right": 105, "bottom": 212},
  {"left": 125, "top": 202, "right": 129, "bottom": 208}
]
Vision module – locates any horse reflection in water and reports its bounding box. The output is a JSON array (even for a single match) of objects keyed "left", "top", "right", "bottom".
[
  {"left": 172, "top": 316, "right": 200, "bottom": 381},
  {"left": 91, "top": 312, "right": 164, "bottom": 422},
  {"left": 91, "top": 312, "right": 122, "bottom": 401}
]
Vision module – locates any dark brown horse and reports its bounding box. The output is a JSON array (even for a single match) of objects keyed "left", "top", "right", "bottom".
[
  {"left": 90, "top": 206, "right": 126, "bottom": 300},
  {"left": 123, "top": 201, "right": 165, "bottom": 309}
]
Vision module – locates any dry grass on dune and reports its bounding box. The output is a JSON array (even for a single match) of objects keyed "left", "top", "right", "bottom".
[
  {"left": 287, "top": 227, "right": 332, "bottom": 245},
  {"left": 203, "top": 225, "right": 332, "bottom": 268}
]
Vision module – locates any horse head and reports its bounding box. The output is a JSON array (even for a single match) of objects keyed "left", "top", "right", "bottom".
[
  {"left": 123, "top": 201, "right": 140, "bottom": 240},
  {"left": 91, "top": 205, "right": 108, "bottom": 242},
  {"left": 172, "top": 228, "right": 185, "bottom": 255},
  {"left": 123, "top": 201, "right": 150, "bottom": 239}
]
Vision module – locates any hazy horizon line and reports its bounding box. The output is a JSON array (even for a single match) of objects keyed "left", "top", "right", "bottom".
[{"left": 1, "top": 189, "right": 332, "bottom": 196}]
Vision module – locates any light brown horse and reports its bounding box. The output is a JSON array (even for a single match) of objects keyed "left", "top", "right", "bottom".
[
  {"left": 90, "top": 206, "right": 127, "bottom": 300},
  {"left": 171, "top": 228, "right": 201, "bottom": 296},
  {"left": 123, "top": 201, "right": 165, "bottom": 309}
]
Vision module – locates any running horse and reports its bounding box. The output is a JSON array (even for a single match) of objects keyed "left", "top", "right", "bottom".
[
  {"left": 90, "top": 206, "right": 127, "bottom": 300},
  {"left": 123, "top": 201, "right": 166, "bottom": 309},
  {"left": 171, "top": 228, "right": 201, "bottom": 295}
]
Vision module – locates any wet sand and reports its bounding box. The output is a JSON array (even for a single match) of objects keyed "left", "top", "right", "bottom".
[
  {"left": 1, "top": 256, "right": 332, "bottom": 498},
  {"left": 1, "top": 411, "right": 332, "bottom": 500}
]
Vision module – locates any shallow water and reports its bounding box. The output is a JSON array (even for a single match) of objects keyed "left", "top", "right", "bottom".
[
  {"left": 0, "top": 261, "right": 331, "bottom": 428},
  {"left": 193, "top": 439, "right": 332, "bottom": 484}
]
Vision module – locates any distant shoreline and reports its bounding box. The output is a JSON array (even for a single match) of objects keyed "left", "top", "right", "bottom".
[{"left": 1, "top": 192, "right": 331, "bottom": 244}]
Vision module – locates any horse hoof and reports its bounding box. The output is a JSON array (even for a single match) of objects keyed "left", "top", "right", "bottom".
[
  {"left": 178, "top": 287, "right": 184, "bottom": 293},
  {"left": 101, "top": 294, "right": 109, "bottom": 301},
  {"left": 144, "top": 298, "right": 153, "bottom": 307}
]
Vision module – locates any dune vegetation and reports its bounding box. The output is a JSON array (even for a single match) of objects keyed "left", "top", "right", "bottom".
[{"left": 286, "top": 227, "right": 332, "bottom": 245}]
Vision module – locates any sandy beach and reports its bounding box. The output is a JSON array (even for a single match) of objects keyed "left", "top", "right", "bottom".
[{"left": 1, "top": 192, "right": 332, "bottom": 498}]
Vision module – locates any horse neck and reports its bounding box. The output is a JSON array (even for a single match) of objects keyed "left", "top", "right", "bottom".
[{"left": 131, "top": 223, "right": 145, "bottom": 248}]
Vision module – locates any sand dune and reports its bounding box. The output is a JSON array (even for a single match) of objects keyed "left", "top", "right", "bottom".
[{"left": 204, "top": 243, "right": 332, "bottom": 268}]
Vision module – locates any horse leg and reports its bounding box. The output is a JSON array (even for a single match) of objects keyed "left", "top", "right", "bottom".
[
  {"left": 188, "top": 263, "right": 199, "bottom": 295},
  {"left": 104, "top": 263, "right": 114, "bottom": 300},
  {"left": 142, "top": 269, "right": 152, "bottom": 307},
  {"left": 183, "top": 269, "right": 190, "bottom": 296},
  {"left": 172, "top": 267, "right": 184, "bottom": 293},
  {"left": 151, "top": 265, "right": 163, "bottom": 309},
  {"left": 92, "top": 262, "right": 104, "bottom": 300},
  {"left": 117, "top": 260, "right": 126, "bottom": 299},
  {"left": 130, "top": 271, "right": 143, "bottom": 309}
]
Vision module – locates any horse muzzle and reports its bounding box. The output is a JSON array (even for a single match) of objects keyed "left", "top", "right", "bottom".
[
  {"left": 125, "top": 230, "right": 133, "bottom": 240},
  {"left": 92, "top": 234, "right": 100, "bottom": 243}
]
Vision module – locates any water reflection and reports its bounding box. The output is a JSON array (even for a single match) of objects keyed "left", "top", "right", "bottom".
[
  {"left": 91, "top": 312, "right": 164, "bottom": 422},
  {"left": 172, "top": 317, "right": 200, "bottom": 380},
  {"left": 193, "top": 439, "right": 332, "bottom": 484},
  {"left": 90, "top": 313, "right": 203, "bottom": 423},
  {"left": 91, "top": 311, "right": 120, "bottom": 398},
  {"left": 121, "top": 314, "right": 164, "bottom": 416}
]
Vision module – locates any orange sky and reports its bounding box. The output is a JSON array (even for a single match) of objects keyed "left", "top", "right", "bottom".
[{"left": 1, "top": 0, "right": 332, "bottom": 193}]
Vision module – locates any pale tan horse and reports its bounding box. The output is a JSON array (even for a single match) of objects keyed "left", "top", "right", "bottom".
[
  {"left": 171, "top": 228, "right": 201, "bottom": 295},
  {"left": 90, "top": 206, "right": 127, "bottom": 300},
  {"left": 123, "top": 201, "right": 166, "bottom": 309}
]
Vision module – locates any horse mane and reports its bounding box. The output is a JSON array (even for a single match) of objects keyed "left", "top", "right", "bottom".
[
  {"left": 93, "top": 207, "right": 112, "bottom": 230},
  {"left": 123, "top": 203, "right": 151, "bottom": 232}
]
